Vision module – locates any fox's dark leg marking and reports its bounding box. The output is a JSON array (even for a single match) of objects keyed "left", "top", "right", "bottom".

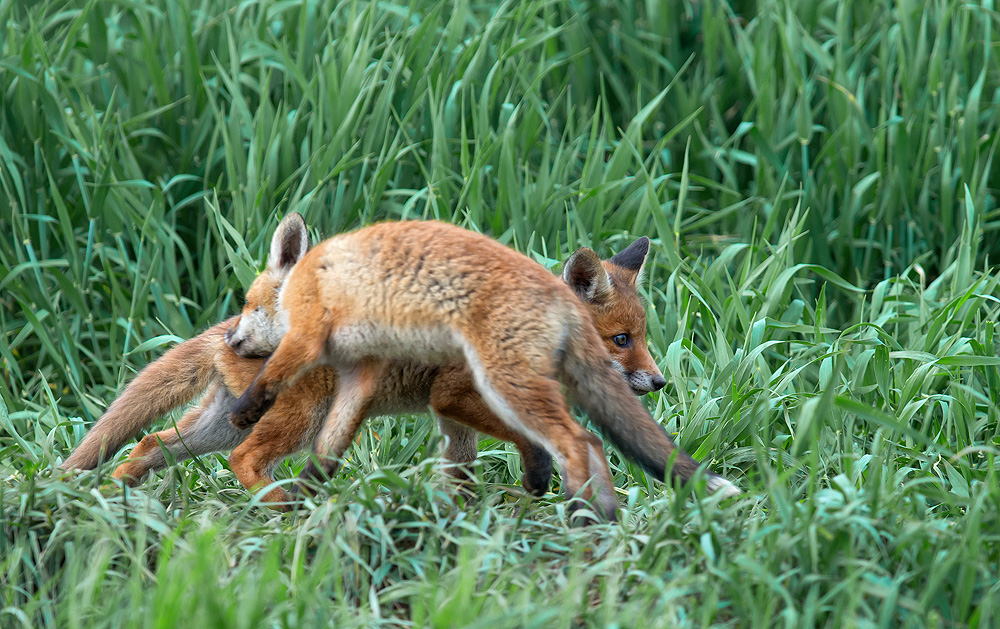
[
  {"left": 230, "top": 372, "right": 277, "bottom": 429},
  {"left": 520, "top": 444, "right": 554, "bottom": 497}
]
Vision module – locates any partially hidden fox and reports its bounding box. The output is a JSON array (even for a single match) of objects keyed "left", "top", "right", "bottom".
[
  {"left": 61, "top": 214, "right": 696, "bottom": 513},
  {"left": 225, "top": 217, "right": 740, "bottom": 521}
]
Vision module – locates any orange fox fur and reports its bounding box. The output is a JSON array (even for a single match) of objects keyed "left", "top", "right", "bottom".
[
  {"left": 61, "top": 216, "right": 686, "bottom": 514},
  {"left": 226, "top": 217, "right": 739, "bottom": 521}
]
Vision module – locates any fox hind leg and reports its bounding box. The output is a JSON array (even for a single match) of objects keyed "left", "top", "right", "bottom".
[
  {"left": 227, "top": 377, "right": 326, "bottom": 510},
  {"left": 435, "top": 417, "right": 479, "bottom": 479},
  {"left": 112, "top": 385, "right": 249, "bottom": 485},
  {"left": 228, "top": 417, "right": 302, "bottom": 509},
  {"left": 431, "top": 390, "right": 554, "bottom": 496},
  {"left": 295, "top": 360, "right": 381, "bottom": 495},
  {"left": 470, "top": 370, "right": 617, "bottom": 523}
]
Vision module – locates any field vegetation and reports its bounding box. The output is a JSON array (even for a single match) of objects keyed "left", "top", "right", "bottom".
[{"left": 2, "top": 0, "right": 999, "bottom": 626}]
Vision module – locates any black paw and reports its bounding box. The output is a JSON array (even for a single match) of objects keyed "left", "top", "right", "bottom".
[
  {"left": 521, "top": 466, "right": 552, "bottom": 496},
  {"left": 230, "top": 387, "right": 276, "bottom": 429},
  {"left": 521, "top": 446, "right": 553, "bottom": 496}
]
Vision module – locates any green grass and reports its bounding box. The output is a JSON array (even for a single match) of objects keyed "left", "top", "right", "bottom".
[{"left": 2, "top": 0, "right": 999, "bottom": 626}]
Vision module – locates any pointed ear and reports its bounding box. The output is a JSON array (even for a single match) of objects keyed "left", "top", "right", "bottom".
[
  {"left": 562, "top": 248, "right": 613, "bottom": 304},
  {"left": 608, "top": 236, "right": 650, "bottom": 285},
  {"left": 267, "top": 213, "right": 308, "bottom": 272}
]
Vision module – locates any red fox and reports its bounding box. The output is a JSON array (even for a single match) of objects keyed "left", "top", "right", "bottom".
[
  {"left": 60, "top": 215, "right": 693, "bottom": 511},
  {"left": 226, "top": 217, "right": 739, "bottom": 520}
]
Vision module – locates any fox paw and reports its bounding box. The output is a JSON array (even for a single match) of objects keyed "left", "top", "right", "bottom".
[
  {"left": 521, "top": 467, "right": 552, "bottom": 497},
  {"left": 230, "top": 413, "right": 257, "bottom": 430},
  {"left": 230, "top": 388, "right": 275, "bottom": 429}
]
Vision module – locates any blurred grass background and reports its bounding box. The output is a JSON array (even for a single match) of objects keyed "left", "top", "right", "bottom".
[{"left": 1, "top": 0, "right": 999, "bottom": 626}]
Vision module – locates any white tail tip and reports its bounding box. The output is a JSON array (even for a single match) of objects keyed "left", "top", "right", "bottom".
[{"left": 706, "top": 476, "right": 742, "bottom": 499}]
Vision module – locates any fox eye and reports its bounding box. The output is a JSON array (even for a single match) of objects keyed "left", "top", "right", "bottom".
[{"left": 613, "top": 334, "right": 629, "bottom": 347}]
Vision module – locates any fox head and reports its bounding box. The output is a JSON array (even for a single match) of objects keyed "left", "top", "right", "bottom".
[
  {"left": 225, "top": 213, "right": 309, "bottom": 358},
  {"left": 562, "top": 237, "right": 666, "bottom": 395}
]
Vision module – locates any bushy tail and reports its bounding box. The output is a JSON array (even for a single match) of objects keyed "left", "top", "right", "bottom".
[
  {"left": 561, "top": 324, "right": 741, "bottom": 498},
  {"left": 60, "top": 318, "right": 235, "bottom": 470}
]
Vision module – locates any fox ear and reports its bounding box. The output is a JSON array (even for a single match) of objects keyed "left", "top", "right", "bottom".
[
  {"left": 563, "top": 248, "right": 613, "bottom": 304},
  {"left": 268, "top": 213, "right": 309, "bottom": 271},
  {"left": 608, "top": 236, "right": 650, "bottom": 285}
]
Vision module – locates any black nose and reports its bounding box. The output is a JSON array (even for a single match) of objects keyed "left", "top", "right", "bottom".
[{"left": 650, "top": 375, "right": 667, "bottom": 391}]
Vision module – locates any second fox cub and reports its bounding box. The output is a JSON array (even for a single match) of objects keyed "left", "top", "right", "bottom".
[
  {"left": 227, "top": 217, "right": 739, "bottom": 520},
  {"left": 62, "top": 215, "right": 687, "bottom": 512}
]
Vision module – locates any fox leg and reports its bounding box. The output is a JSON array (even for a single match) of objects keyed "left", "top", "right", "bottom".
[
  {"left": 434, "top": 416, "right": 553, "bottom": 496},
  {"left": 435, "top": 418, "right": 479, "bottom": 470},
  {"left": 227, "top": 436, "right": 292, "bottom": 509},
  {"left": 430, "top": 372, "right": 553, "bottom": 495},
  {"left": 227, "top": 381, "right": 325, "bottom": 510},
  {"left": 295, "top": 360, "right": 381, "bottom": 492},
  {"left": 230, "top": 325, "right": 327, "bottom": 429},
  {"left": 111, "top": 403, "right": 205, "bottom": 486},
  {"left": 470, "top": 372, "right": 618, "bottom": 522},
  {"left": 112, "top": 385, "right": 249, "bottom": 485}
]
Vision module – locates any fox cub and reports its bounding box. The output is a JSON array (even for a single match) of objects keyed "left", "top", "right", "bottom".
[
  {"left": 225, "top": 218, "right": 739, "bottom": 520},
  {"left": 62, "top": 216, "right": 705, "bottom": 515}
]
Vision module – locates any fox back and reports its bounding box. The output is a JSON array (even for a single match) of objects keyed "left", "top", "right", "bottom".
[{"left": 228, "top": 222, "right": 667, "bottom": 394}]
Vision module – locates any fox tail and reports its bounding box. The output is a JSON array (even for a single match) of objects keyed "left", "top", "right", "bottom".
[{"left": 60, "top": 318, "right": 234, "bottom": 471}]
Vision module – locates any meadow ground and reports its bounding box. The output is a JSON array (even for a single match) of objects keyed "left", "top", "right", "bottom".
[{"left": 2, "top": 0, "right": 999, "bottom": 626}]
